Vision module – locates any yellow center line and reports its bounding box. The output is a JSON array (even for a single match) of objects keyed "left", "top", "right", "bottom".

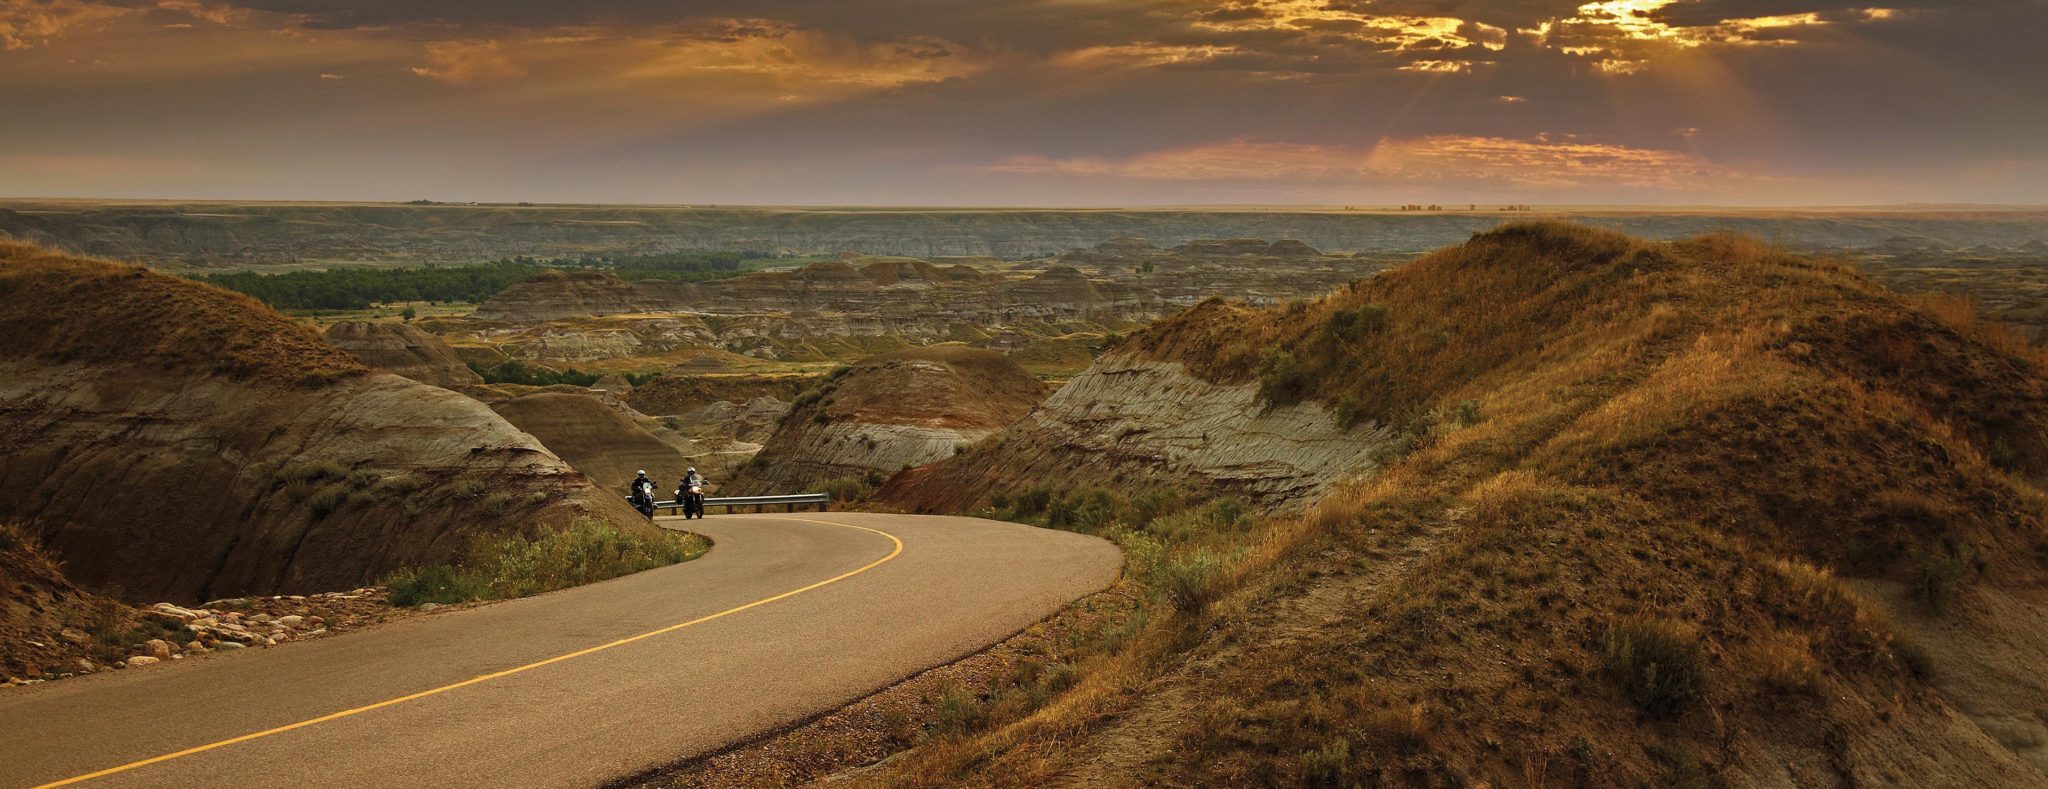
[{"left": 36, "top": 516, "right": 903, "bottom": 789}]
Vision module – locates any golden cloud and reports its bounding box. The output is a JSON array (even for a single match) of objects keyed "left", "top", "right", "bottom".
[
  {"left": 987, "top": 140, "right": 1369, "bottom": 181},
  {"left": 0, "top": 0, "right": 129, "bottom": 49},
  {"left": 410, "top": 40, "right": 527, "bottom": 85},
  {"left": 1051, "top": 43, "right": 1240, "bottom": 69},
  {"left": 619, "top": 25, "right": 980, "bottom": 90},
  {"left": 985, "top": 135, "right": 1783, "bottom": 195},
  {"left": 1532, "top": 0, "right": 1894, "bottom": 72},
  {"left": 1194, "top": 0, "right": 1501, "bottom": 52},
  {"left": 1362, "top": 135, "right": 1763, "bottom": 189}
]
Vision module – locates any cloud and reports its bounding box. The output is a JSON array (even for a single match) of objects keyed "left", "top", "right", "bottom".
[
  {"left": 983, "top": 135, "right": 1790, "bottom": 198},
  {"left": 988, "top": 140, "right": 1372, "bottom": 181},
  {"left": 618, "top": 20, "right": 981, "bottom": 90},
  {"left": 409, "top": 39, "right": 524, "bottom": 85},
  {"left": 0, "top": 0, "right": 129, "bottom": 48}
]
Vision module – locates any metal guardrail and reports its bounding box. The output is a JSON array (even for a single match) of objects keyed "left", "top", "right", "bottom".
[{"left": 629, "top": 492, "right": 831, "bottom": 515}]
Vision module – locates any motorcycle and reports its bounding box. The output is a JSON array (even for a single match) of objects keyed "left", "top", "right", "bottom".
[
  {"left": 629, "top": 481, "right": 657, "bottom": 519},
  {"left": 677, "top": 482, "right": 707, "bottom": 520}
]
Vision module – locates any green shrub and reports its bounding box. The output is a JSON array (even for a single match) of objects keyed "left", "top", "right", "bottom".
[
  {"left": 283, "top": 460, "right": 350, "bottom": 484},
  {"left": 385, "top": 564, "right": 489, "bottom": 607},
  {"left": 1131, "top": 490, "right": 1185, "bottom": 525},
  {"left": 382, "top": 474, "right": 421, "bottom": 494},
  {"left": 1335, "top": 395, "right": 1371, "bottom": 428},
  {"left": 453, "top": 479, "right": 488, "bottom": 498},
  {"left": 479, "top": 492, "right": 516, "bottom": 514},
  {"left": 1910, "top": 544, "right": 1972, "bottom": 614},
  {"left": 1258, "top": 350, "right": 1314, "bottom": 406},
  {"left": 930, "top": 683, "right": 986, "bottom": 738},
  {"left": 1047, "top": 488, "right": 1126, "bottom": 531},
  {"left": 820, "top": 476, "right": 868, "bottom": 503},
  {"left": 1323, "top": 303, "right": 1388, "bottom": 343},
  {"left": 1012, "top": 486, "right": 1054, "bottom": 517},
  {"left": 1152, "top": 548, "right": 1230, "bottom": 614},
  {"left": 1300, "top": 737, "right": 1352, "bottom": 787},
  {"left": 308, "top": 483, "right": 351, "bottom": 519},
  {"left": 1603, "top": 616, "right": 1707, "bottom": 716},
  {"left": 381, "top": 519, "right": 708, "bottom": 606}
]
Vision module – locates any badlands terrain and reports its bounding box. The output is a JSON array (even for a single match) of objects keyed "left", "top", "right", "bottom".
[
  {"left": 5, "top": 200, "right": 2048, "bottom": 268},
  {"left": 6, "top": 211, "right": 2048, "bottom": 786}
]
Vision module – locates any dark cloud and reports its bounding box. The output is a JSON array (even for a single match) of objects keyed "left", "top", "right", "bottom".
[
  {"left": 0, "top": 0, "right": 2044, "bottom": 204},
  {"left": 1647, "top": 0, "right": 2030, "bottom": 27}
]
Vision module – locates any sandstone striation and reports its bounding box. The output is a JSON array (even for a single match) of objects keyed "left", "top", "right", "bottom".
[
  {"left": 729, "top": 347, "right": 1047, "bottom": 494},
  {"left": 483, "top": 390, "right": 714, "bottom": 493},
  {"left": 881, "top": 354, "right": 1389, "bottom": 513},
  {"left": 324, "top": 320, "right": 483, "bottom": 388},
  {"left": 0, "top": 243, "right": 646, "bottom": 604}
]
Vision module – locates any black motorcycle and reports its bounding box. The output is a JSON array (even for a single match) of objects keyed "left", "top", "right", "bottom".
[
  {"left": 629, "top": 481, "right": 657, "bottom": 519},
  {"left": 676, "top": 481, "right": 707, "bottom": 520}
]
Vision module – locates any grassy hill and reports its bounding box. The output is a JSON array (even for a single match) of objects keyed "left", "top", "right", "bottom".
[{"left": 859, "top": 223, "right": 2048, "bottom": 785}]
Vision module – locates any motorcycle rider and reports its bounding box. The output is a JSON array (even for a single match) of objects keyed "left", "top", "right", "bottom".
[
  {"left": 629, "top": 470, "right": 657, "bottom": 518},
  {"left": 677, "top": 467, "right": 708, "bottom": 519}
]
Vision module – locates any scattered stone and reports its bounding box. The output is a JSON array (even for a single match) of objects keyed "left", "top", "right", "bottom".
[
  {"left": 214, "top": 641, "right": 246, "bottom": 650},
  {"left": 144, "top": 639, "right": 174, "bottom": 660},
  {"left": 185, "top": 640, "right": 207, "bottom": 652},
  {"left": 418, "top": 603, "right": 441, "bottom": 612},
  {"left": 125, "top": 657, "right": 159, "bottom": 668},
  {"left": 59, "top": 628, "right": 90, "bottom": 645},
  {"left": 277, "top": 615, "right": 304, "bottom": 627},
  {"left": 74, "top": 659, "right": 95, "bottom": 674},
  {"left": 307, "top": 616, "right": 325, "bottom": 627},
  {"left": 146, "top": 604, "right": 199, "bottom": 622}
]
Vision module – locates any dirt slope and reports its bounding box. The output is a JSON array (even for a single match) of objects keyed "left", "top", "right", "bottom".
[
  {"left": 324, "top": 320, "right": 483, "bottom": 388},
  {"left": 728, "top": 346, "right": 1046, "bottom": 494},
  {"left": 486, "top": 391, "right": 705, "bottom": 493},
  {"left": 0, "top": 243, "right": 646, "bottom": 604},
  {"left": 867, "top": 223, "right": 2048, "bottom": 786}
]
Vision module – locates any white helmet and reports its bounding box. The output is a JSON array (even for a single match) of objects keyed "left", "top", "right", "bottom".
[
  {"left": 636, "top": 470, "right": 647, "bottom": 476},
  {"left": 687, "top": 467, "right": 697, "bottom": 473}
]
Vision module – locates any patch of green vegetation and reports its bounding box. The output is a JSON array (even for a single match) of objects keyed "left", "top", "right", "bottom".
[
  {"left": 380, "top": 518, "right": 710, "bottom": 607},
  {"left": 1603, "top": 616, "right": 1707, "bottom": 716},
  {"left": 466, "top": 360, "right": 659, "bottom": 388},
  {"left": 1909, "top": 543, "right": 1973, "bottom": 614},
  {"left": 199, "top": 251, "right": 777, "bottom": 312},
  {"left": 308, "top": 483, "right": 351, "bottom": 519},
  {"left": 201, "top": 261, "right": 543, "bottom": 311}
]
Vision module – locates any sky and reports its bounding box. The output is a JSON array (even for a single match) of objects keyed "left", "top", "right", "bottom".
[{"left": 0, "top": 0, "right": 2044, "bottom": 206}]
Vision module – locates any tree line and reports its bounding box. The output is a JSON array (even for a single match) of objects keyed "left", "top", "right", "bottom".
[{"left": 198, "top": 251, "right": 768, "bottom": 311}]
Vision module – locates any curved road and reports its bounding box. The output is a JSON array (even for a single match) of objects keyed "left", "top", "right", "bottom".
[{"left": 0, "top": 513, "right": 1121, "bottom": 788}]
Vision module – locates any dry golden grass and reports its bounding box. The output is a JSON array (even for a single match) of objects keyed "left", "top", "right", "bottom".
[
  {"left": 0, "top": 242, "right": 367, "bottom": 385},
  {"left": 859, "top": 221, "right": 2048, "bottom": 785}
]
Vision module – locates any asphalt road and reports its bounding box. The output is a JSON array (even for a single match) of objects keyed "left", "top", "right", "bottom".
[{"left": 0, "top": 513, "right": 1121, "bottom": 788}]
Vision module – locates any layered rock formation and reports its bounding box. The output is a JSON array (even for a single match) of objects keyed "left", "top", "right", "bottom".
[
  {"left": 882, "top": 353, "right": 1390, "bottom": 513},
  {"left": 483, "top": 390, "right": 709, "bottom": 493},
  {"left": 0, "top": 243, "right": 645, "bottom": 604},
  {"left": 324, "top": 320, "right": 483, "bottom": 388},
  {"left": 729, "top": 347, "right": 1047, "bottom": 494}
]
